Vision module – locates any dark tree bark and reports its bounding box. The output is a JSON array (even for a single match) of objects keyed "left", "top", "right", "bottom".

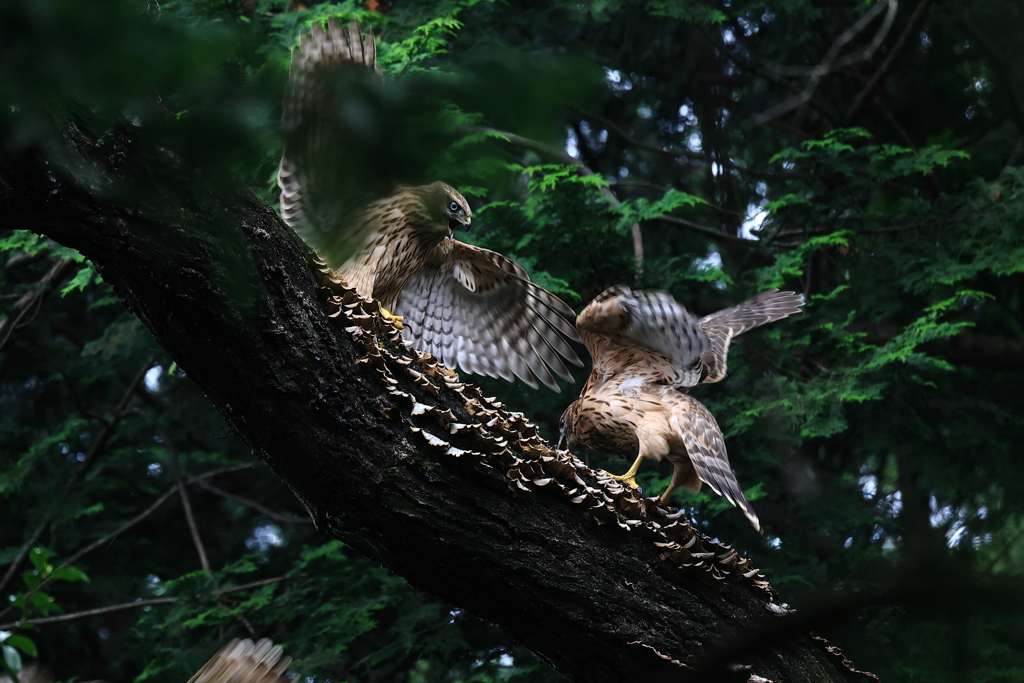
[{"left": 0, "top": 121, "right": 876, "bottom": 683}]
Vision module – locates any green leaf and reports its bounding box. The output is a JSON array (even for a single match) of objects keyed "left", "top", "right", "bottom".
[
  {"left": 21, "top": 570, "right": 40, "bottom": 591},
  {"left": 29, "top": 591, "right": 60, "bottom": 617},
  {"left": 4, "top": 636, "right": 37, "bottom": 658},
  {"left": 0, "top": 231, "right": 85, "bottom": 262},
  {"left": 60, "top": 263, "right": 102, "bottom": 296},
  {"left": 762, "top": 192, "right": 810, "bottom": 212},
  {"left": 2, "top": 644, "right": 22, "bottom": 674},
  {"left": 27, "top": 548, "right": 53, "bottom": 574},
  {"left": 49, "top": 566, "right": 90, "bottom": 583}
]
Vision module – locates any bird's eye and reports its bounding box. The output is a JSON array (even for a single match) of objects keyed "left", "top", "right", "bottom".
[{"left": 449, "top": 201, "right": 459, "bottom": 212}]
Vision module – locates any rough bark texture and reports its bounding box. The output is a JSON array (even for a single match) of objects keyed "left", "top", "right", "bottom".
[{"left": 0, "top": 122, "right": 876, "bottom": 683}]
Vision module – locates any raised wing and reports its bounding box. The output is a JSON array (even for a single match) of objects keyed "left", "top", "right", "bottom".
[
  {"left": 393, "top": 241, "right": 583, "bottom": 391},
  {"left": 577, "top": 286, "right": 709, "bottom": 387},
  {"left": 278, "top": 20, "right": 381, "bottom": 268},
  {"left": 669, "top": 397, "right": 760, "bottom": 531},
  {"left": 698, "top": 289, "right": 804, "bottom": 383},
  {"left": 188, "top": 639, "right": 292, "bottom": 683},
  {"left": 619, "top": 288, "right": 709, "bottom": 376}
]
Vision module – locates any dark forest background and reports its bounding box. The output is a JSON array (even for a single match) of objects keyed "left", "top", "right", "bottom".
[{"left": 2, "top": 0, "right": 1024, "bottom": 680}]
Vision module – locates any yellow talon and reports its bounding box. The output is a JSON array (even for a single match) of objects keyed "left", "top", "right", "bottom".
[
  {"left": 599, "top": 469, "right": 639, "bottom": 489},
  {"left": 599, "top": 453, "right": 645, "bottom": 490},
  {"left": 378, "top": 303, "right": 405, "bottom": 329}
]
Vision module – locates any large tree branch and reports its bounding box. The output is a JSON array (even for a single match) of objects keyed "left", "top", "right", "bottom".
[{"left": 0, "top": 120, "right": 872, "bottom": 683}]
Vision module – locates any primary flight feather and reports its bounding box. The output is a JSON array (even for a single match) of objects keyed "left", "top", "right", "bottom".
[{"left": 187, "top": 639, "right": 293, "bottom": 683}]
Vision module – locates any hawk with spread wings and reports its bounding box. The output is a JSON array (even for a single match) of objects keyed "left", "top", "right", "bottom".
[
  {"left": 278, "top": 21, "right": 582, "bottom": 391},
  {"left": 188, "top": 639, "right": 292, "bottom": 683},
  {"left": 558, "top": 286, "right": 803, "bottom": 530}
]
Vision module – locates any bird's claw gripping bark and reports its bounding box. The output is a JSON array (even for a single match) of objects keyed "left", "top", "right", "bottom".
[
  {"left": 378, "top": 303, "right": 405, "bottom": 329},
  {"left": 600, "top": 470, "right": 639, "bottom": 489}
]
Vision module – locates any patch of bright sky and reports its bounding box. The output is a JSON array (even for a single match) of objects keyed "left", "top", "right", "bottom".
[
  {"left": 739, "top": 182, "right": 770, "bottom": 239},
  {"left": 246, "top": 522, "right": 284, "bottom": 553},
  {"left": 605, "top": 67, "right": 632, "bottom": 93},
  {"left": 579, "top": 119, "right": 607, "bottom": 148},
  {"left": 145, "top": 574, "right": 167, "bottom": 596},
  {"left": 860, "top": 474, "right": 877, "bottom": 498},
  {"left": 860, "top": 474, "right": 902, "bottom": 518},
  {"left": 499, "top": 654, "right": 514, "bottom": 667},
  {"left": 145, "top": 365, "right": 162, "bottom": 392},
  {"left": 741, "top": 201, "right": 768, "bottom": 239},
  {"left": 679, "top": 104, "right": 697, "bottom": 126},
  {"left": 691, "top": 251, "right": 727, "bottom": 289},
  {"left": 930, "top": 495, "right": 989, "bottom": 548},
  {"left": 883, "top": 490, "right": 902, "bottom": 518},
  {"left": 676, "top": 104, "right": 697, "bottom": 134},
  {"left": 854, "top": 484, "right": 994, "bottom": 550},
  {"left": 566, "top": 125, "right": 579, "bottom": 157}
]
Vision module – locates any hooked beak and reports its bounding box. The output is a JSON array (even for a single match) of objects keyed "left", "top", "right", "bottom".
[{"left": 448, "top": 216, "right": 471, "bottom": 232}]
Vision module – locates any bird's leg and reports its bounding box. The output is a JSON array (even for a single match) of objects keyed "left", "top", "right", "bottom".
[
  {"left": 601, "top": 454, "right": 644, "bottom": 489},
  {"left": 377, "top": 302, "right": 405, "bottom": 329},
  {"left": 658, "top": 483, "right": 678, "bottom": 503}
]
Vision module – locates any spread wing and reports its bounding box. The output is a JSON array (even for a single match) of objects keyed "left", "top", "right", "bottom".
[
  {"left": 393, "top": 241, "right": 583, "bottom": 391},
  {"left": 618, "top": 288, "right": 710, "bottom": 379},
  {"left": 698, "top": 289, "right": 804, "bottom": 383},
  {"left": 669, "top": 397, "right": 760, "bottom": 531},
  {"left": 577, "top": 286, "right": 709, "bottom": 387},
  {"left": 188, "top": 639, "right": 292, "bottom": 683},
  {"left": 278, "top": 20, "right": 381, "bottom": 268}
]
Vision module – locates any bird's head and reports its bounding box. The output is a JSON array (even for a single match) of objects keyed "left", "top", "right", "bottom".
[
  {"left": 412, "top": 181, "right": 472, "bottom": 237},
  {"left": 557, "top": 402, "right": 579, "bottom": 452}
]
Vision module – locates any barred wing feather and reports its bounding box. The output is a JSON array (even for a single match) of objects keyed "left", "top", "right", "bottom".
[
  {"left": 698, "top": 289, "right": 804, "bottom": 383},
  {"left": 394, "top": 242, "right": 582, "bottom": 391},
  {"left": 278, "top": 20, "right": 381, "bottom": 268}
]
